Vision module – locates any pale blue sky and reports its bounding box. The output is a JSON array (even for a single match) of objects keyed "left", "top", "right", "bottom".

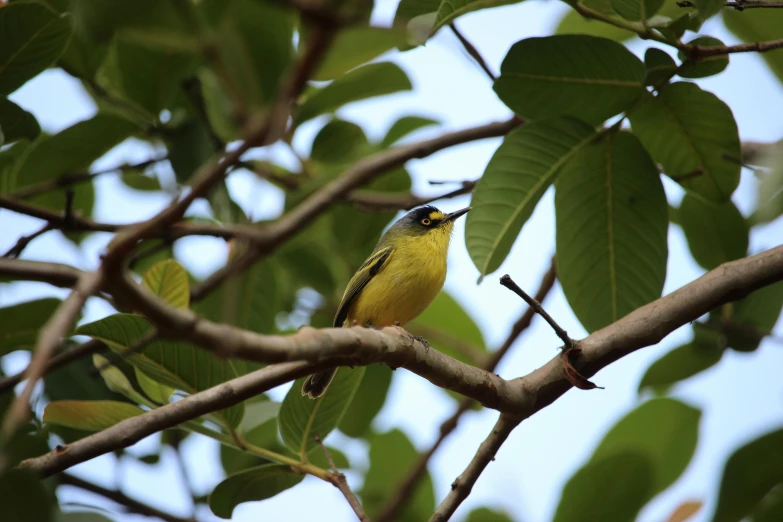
[{"left": 2, "top": 1, "right": 783, "bottom": 521}]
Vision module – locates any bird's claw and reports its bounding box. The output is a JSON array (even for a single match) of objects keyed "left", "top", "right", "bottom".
[{"left": 412, "top": 335, "right": 430, "bottom": 352}]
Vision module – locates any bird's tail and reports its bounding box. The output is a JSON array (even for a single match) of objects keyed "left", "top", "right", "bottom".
[{"left": 301, "top": 369, "right": 337, "bottom": 399}]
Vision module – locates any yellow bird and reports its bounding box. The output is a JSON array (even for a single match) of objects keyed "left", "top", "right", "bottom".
[{"left": 302, "top": 205, "right": 471, "bottom": 398}]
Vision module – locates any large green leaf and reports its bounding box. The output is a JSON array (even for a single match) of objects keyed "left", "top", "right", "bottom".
[
  {"left": 628, "top": 82, "right": 741, "bottom": 202},
  {"left": 211, "top": 0, "right": 295, "bottom": 109},
  {"left": 381, "top": 115, "right": 439, "bottom": 147},
  {"left": 296, "top": 62, "right": 412, "bottom": 125},
  {"left": 555, "top": 131, "right": 668, "bottom": 333},
  {"left": 338, "top": 364, "right": 393, "bottom": 438},
  {"left": 0, "top": 298, "right": 61, "bottom": 356},
  {"left": 141, "top": 259, "right": 190, "bottom": 310},
  {"left": 465, "top": 117, "right": 596, "bottom": 278},
  {"left": 554, "top": 452, "right": 654, "bottom": 522},
  {"left": 2, "top": 113, "right": 137, "bottom": 213},
  {"left": 362, "top": 429, "right": 436, "bottom": 520},
  {"left": 678, "top": 195, "right": 748, "bottom": 270},
  {"left": 101, "top": 36, "right": 196, "bottom": 118},
  {"left": 0, "top": 99, "right": 40, "bottom": 143},
  {"left": 712, "top": 428, "right": 783, "bottom": 522},
  {"left": 0, "top": 470, "right": 53, "bottom": 522},
  {"left": 209, "top": 463, "right": 305, "bottom": 519},
  {"left": 638, "top": 326, "right": 725, "bottom": 393},
  {"left": 694, "top": 0, "right": 725, "bottom": 21},
  {"left": 278, "top": 367, "right": 365, "bottom": 455},
  {"left": 310, "top": 118, "right": 371, "bottom": 164},
  {"left": 590, "top": 398, "right": 700, "bottom": 498},
  {"left": 0, "top": 2, "right": 72, "bottom": 95},
  {"left": 677, "top": 37, "right": 729, "bottom": 79},
  {"left": 43, "top": 400, "right": 144, "bottom": 431},
  {"left": 77, "top": 314, "right": 245, "bottom": 429},
  {"left": 493, "top": 35, "right": 644, "bottom": 125},
  {"left": 314, "top": 27, "right": 406, "bottom": 81},
  {"left": 432, "top": 0, "right": 524, "bottom": 33},
  {"left": 610, "top": 0, "right": 664, "bottom": 21},
  {"left": 726, "top": 281, "right": 783, "bottom": 352},
  {"left": 409, "top": 291, "right": 487, "bottom": 363},
  {"left": 724, "top": 9, "right": 783, "bottom": 84}
]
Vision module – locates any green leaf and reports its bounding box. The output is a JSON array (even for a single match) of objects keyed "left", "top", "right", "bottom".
[
  {"left": 141, "top": 259, "right": 190, "bottom": 310},
  {"left": 0, "top": 2, "right": 72, "bottom": 95},
  {"left": 432, "top": 0, "right": 524, "bottom": 33},
  {"left": 3, "top": 113, "right": 137, "bottom": 213},
  {"left": 135, "top": 367, "right": 174, "bottom": 404},
  {"left": 628, "top": 82, "right": 741, "bottom": 201},
  {"left": 120, "top": 171, "right": 161, "bottom": 192},
  {"left": 556, "top": 8, "right": 635, "bottom": 43},
  {"left": 199, "top": 68, "right": 240, "bottom": 144},
  {"left": 0, "top": 470, "right": 53, "bottom": 522},
  {"left": 555, "top": 131, "right": 668, "bottom": 333},
  {"left": 362, "top": 429, "right": 436, "bottom": 520},
  {"left": 69, "top": 0, "right": 178, "bottom": 43},
  {"left": 494, "top": 35, "right": 644, "bottom": 124},
  {"left": 466, "top": 507, "right": 514, "bottom": 522},
  {"left": 43, "top": 400, "right": 144, "bottom": 431},
  {"left": 339, "top": 364, "right": 393, "bottom": 438},
  {"left": 678, "top": 37, "right": 729, "bottom": 79},
  {"left": 209, "top": 463, "right": 305, "bottom": 519},
  {"left": 554, "top": 452, "right": 654, "bottom": 522},
  {"left": 296, "top": 62, "right": 413, "bottom": 125},
  {"left": 0, "top": 298, "right": 61, "bottom": 356},
  {"left": 644, "top": 48, "right": 677, "bottom": 86},
  {"left": 314, "top": 27, "right": 406, "bottom": 81},
  {"left": 751, "top": 487, "right": 783, "bottom": 522},
  {"left": 393, "top": 0, "right": 441, "bottom": 46},
  {"left": 221, "top": 401, "right": 286, "bottom": 474},
  {"left": 409, "top": 291, "right": 487, "bottom": 363},
  {"left": 693, "top": 0, "right": 724, "bottom": 21},
  {"left": 751, "top": 147, "right": 783, "bottom": 225},
  {"left": 610, "top": 0, "right": 664, "bottom": 21},
  {"left": 638, "top": 328, "right": 725, "bottom": 393},
  {"left": 166, "top": 118, "right": 216, "bottom": 183},
  {"left": 726, "top": 281, "right": 783, "bottom": 352},
  {"left": 591, "top": 398, "right": 700, "bottom": 498},
  {"left": 381, "top": 115, "right": 439, "bottom": 147},
  {"left": 279, "top": 367, "right": 365, "bottom": 455},
  {"left": 724, "top": 9, "right": 783, "bottom": 84},
  {"left": 466, "top": 117, "right": 596, "bottom": 278},
  {"left": 101, "top": 37, "right": 196, "bottom": 117},
  {"left": 88, "top": 353, "right": 147, "bottom": 404},
  {"left": 56, "top": 511, "right": 114, "bottom": 522},
  {"left": 0, "top": 99, "right": 40, "bottom": 143},
  {"left": 310, "top": 119, "right": 370, "bottom": 164},
  {"left": 712, "top": 428, "right": 783, "bottom": 522},
  {"left": 77, "top": 314, "right": 245, "bottom": 429},
  {"left": 211, "top": 0, "right": 295, "bottom": 109},
  {"left": 679, "top": 195, "right": 748, "bottom": 270}
]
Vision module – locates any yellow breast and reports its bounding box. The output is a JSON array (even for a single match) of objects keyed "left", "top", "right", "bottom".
[{"left": 347, "top": 232, "right": 449, "bottom": 327}]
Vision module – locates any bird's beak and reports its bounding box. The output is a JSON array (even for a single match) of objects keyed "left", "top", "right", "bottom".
[{"left": 444, "top": 207, "right": 472, "bottom": 222}]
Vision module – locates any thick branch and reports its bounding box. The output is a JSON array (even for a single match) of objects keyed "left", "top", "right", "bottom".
[
  {"left": 0, "top": 258, "right": 83, "bottom": 289},
  {"left": 59, "top": 472, "right": 196, "bottom": 522}
]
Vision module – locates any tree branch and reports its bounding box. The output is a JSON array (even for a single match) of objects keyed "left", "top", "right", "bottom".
[
  {"left": 376, "top": 257, "right": 557, "bottom": 522},
  {"left": 348, "top": 180, "right": 477, "bottom": 213},
  {"left": 59, "top": 472, "right": 197, "bottom": 522},
  {"left": 449, "top": 23, "right": 496, "bottom": 81},
  {"left": 677, "top": 0, "right": 783, "bottom": 8},
  {"left": 0, "top": 258, "right": 84, "bottom": 289},
  {"left": 315, "top": 434, "right": 370, "bottom": 522},
  {"left": 430, "top": 415, "right": 520, "bottom": 522}
]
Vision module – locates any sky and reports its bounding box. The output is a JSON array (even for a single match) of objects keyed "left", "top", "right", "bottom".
[{"left": 2, "top": 0, "right": 783, "bottom": 521}]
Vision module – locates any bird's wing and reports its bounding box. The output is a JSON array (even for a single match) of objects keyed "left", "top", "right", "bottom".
[{"left": 333, "top": 246, "right": 392, "bottom": 327}]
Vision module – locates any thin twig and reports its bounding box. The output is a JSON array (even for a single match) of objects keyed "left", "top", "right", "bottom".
[
  {"left": 59, "top": 472, "right": 197, "bottom": 522},
  {"left": 1, "top": 269, "right": 104, "bottom": 468},
  {"left": 677, "top": 0, "right": 783, "bottom": 8},
  {"left": 349, "top": 180, "right": 476, "bottom": 213},
  {"left": 0, "top": 339, "right": 105, "bottom": 394},
  {"left": 499, "top": 274, "right": 574, "bottom": 349},
  {"left": 315, "top": 434, "right": 370, "bottom": 522},
  {"left": 375, "top": 258, "right": 557, "bottom": 522},
  {"left": 3, "top": 223, "right": 55, "bottom": 258},
  {"left": 449, "top": 23, "right": 496, "bottom": 81},
  {"left": 9, "top": 156, "right": 168, "bottom": 200},
  {"left": 429, "top": 415, "right": 521, "bottom": 522}
]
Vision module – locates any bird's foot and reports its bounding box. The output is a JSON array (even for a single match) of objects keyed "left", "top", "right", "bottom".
[{"left": 411, "top": 335, "right": 430, "bottom": 353}]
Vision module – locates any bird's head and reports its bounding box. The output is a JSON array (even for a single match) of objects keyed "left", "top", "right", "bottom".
[{"left": 390, "top": 205, "right": 472, "bottom": 241}]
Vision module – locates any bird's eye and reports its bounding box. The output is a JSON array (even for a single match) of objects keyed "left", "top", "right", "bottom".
[{"left": 421, "top": 218, "right": 431, "bottom": 226}]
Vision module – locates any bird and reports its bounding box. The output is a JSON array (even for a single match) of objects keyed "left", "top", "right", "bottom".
[{"left": 301, "top": 205, "right": 471, "bottom": 399}]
